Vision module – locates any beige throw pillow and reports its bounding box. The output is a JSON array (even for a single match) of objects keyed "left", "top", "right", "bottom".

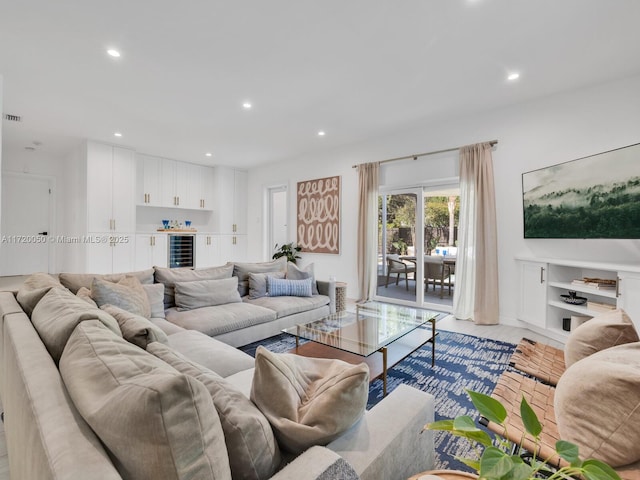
[
  {"left": 31, "top": 287, "right": 122, "bottom": 363},
  {"left": 233, "top": 257, "right": 288, "bottom": 297},
  {"left": 58, "top": 268, "right": 154, "bottom": 294},
  {"left": 154, "top": 264, "right": 234, "bottom": 308},
  {"left": 91, "top": 276, "right": 151, "bottom": 319},
  {"left": 142, "top": 283, "right": 165, "bottom": 318},
  {"left": 564, "top": 309, "right": 639, "bottom": 367},
  {"left": 248, "top": 271, "right": 286, "bottom": 299},
  {"left": 286, "top": 262, "right": 319, "bottom": 295},
  {"left": 555, "top": 342, "right": 640, "bottom": 467},
  {"left": 250, "top": 346, "right": 369, "bottom": 454},
  {"left": 148, "top": 342, "right": 281, "bottom": 480},
  {"left": 76, "top": 287, "right": 98, "bottom": 307},
  {"left": 100, "top": 304, "right": 169, "bottom": 349},
  {"left": 16, "top": 272, "right": 64, "bottom": 316},
  {"left": 60, "top": 320, "right": 231, "bottom": 480},
  {"left": 174, "top": 277, "right": 242, "bottom": 311}
]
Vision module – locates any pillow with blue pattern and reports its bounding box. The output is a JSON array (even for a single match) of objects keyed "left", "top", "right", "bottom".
[{"left": 267, "top": 277, "right": 313, "bottom": 297}]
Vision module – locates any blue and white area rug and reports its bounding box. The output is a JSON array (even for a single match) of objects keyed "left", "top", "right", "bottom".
[{"left": 240, "top": 329, "right": 516, "bottom": 472}]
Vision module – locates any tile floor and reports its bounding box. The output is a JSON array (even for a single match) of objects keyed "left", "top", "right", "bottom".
[{"left": 0, "top": 279, "right": 562, "bottom": 479}]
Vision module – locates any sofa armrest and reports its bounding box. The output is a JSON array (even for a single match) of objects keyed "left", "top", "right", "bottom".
[
  {"left": 316, "top": 280, "right": 336, "bottom": 314},
  {"left": 270, "top": 446, "right": 358, "bottom": 479},
  {"left": 327, "top": 384, "right": 435, "bottom": 480}
]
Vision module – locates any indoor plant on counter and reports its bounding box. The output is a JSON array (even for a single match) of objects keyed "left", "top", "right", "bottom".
[
  {"left": 272, "top": 242, "right": 302, "bottom": 264},
  {"left": 421, "top": 390, "right": 620, "bottom": 480}
]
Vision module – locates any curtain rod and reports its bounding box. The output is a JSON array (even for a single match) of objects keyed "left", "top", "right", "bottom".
[{"left": 351, "top": 139, "right": 498, "bottom": 168}]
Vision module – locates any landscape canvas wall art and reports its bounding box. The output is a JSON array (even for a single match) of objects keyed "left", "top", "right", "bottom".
[
  {"left": 297, "top": 175, "right": 340, "bottom": 254},
  {"left": 522, "top": 142, "right": 640, "bottom": 238}
]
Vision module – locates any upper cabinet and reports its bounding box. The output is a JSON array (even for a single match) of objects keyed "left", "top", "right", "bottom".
[
  {"left": 137, "top": 155, "right": 213, "bottom": 210},
  {"left": 213, "top": 167, "right": 247, "bottom": 234},
  {"left": 136, "top": 154, "right": 162, "bottom": 207},
  {"left": 87, "top": 142, "right": 136, "bottom": 233}
]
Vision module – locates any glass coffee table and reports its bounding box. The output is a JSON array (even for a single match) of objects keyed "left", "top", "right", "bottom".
[{"left": 283, "top": 302, "right": 440, "bottom": 396}]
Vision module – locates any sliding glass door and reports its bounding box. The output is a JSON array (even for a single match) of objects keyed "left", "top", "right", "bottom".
[{"left": 375, "top": 185, "right": 460, "bottom": 311}]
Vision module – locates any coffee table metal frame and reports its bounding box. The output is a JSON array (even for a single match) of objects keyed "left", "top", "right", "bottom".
[{"left": 283, "top": 304, "right": 439, "bottom": 396}]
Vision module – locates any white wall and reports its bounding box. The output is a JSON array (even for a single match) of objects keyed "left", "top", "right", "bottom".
[
  {"left": 247, "top": 74, "right": 640, "bottom": 323},
  {"left": 0, "top": 75, "right": 3, "bottom": 239}
]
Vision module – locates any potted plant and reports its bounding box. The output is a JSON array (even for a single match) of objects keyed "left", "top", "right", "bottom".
[
  {"left": 422, "top": 390, "right": 620, "bottom": 480},
  {"left": 272, "top": 242, "right": 302, "bottom": 264}
]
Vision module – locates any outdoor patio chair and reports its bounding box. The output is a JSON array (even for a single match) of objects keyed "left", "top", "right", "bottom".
[
  {"left": 385, "top": 254, "right": 416, "bottom": 290},
  {"left": 509, "top": 338, "right": 566, "bottom": 386},
  {"left": 424, "top": 255, "right": 452, "bottom": 298}
]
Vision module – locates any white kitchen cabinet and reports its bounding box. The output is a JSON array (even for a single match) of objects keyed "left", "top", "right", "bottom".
[
  {"left": 87, "top": 142, "right": 136, "bottom": 233},
  {"left": 219, "top": 234, "right": 247, "bottom": 263},
  {"left": 135, "top": 234, "right": 168, "bottom": 270},
  {"left": 197, "top": 165, "right": 214, "bottom": 210},
  {"left": 213, "top": 167, "right": 248, "bottom": 234},
  {"left": 617, "top": 271, "right": 640, "bottom": 332},
  {"left": 516, "top": 260, "right": 547, "bottom": 329},
  {"left": 195, "top": 234, "right": 221, "bottom": 268},
  {"left": 517, "top": 257, "right": 640, "bottom": 341},
  {"left": 161, "top": 158, "right": 191, "bottom": 208},
  {"left": 86, "top": 234, "right": 135, "bottom": 274},
  {"left": 136, "top": 154, "right": 162, "bottom": 206}
]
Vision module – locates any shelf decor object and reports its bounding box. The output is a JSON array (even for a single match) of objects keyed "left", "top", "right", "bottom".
[
  {"left": 522, "top": 142, "right": 640, "bottom": 238},
  {"left": 560, "top": 291, "right": 587, "bottom": 305},
  {"left": 296, "top": 175, "right": 341, "bottom": 254}
]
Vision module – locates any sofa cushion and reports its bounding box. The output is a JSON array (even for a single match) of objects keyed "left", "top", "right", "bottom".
[
  {"left": 286, "top": 262, "right": 320, "bottom": 295},
  {"left": 250, "top": 346, "right": 369, "bottom": 454},
  {"left": 168, "top": 329, "right": 255, "bottom": 377},
  {"left": 248, "top": 271, "right": 286, "bottom": 299},
  {"left": 555, "top": 342, "right": 640, "bottom": 467},
  {"left": 174, "top": 277, "right": 242, "bottom": 311},
  {"left": 91, "top": 276, "right": 151, "bottom": 319},
  {"left": 101, "top": 304, "right": 169, "bottom": 349},
  {"left": 59, "top": 320, "right": 231, "bottom": 480},
  {"left": 267, "top": 277, "right": 313, "bottom": 297},
  {"left": 245, "top": 294, "right": 330, "bottom": 318},
  {"left": 16, "top": 272, "right": 64, "bottom": 316},
  {"left": 165, "top": 302, "right": 277, "bottom": 338},
  {"left": 76, "top": 287, "right": 98, "bottom": 307},
  {"left": 154, "top": 264, "right": 234, "bottom": 308},
  {"left": 31, "top": 288, "right": 122, "bottom": 363},
  {"left": 142, "top": 283, "right": 165, "bottom": 318},
  {"left": 58, "top": 268, "right": 154, "bottom": 294},
  {"left": 564, "top": 309, "right": 638, "bottom": 368},
  {"left": 233, "top": 257, "right": 287, "bottom": 297},
  {"left": 148, "top": 342, "right": 281, "bottom": 480}
]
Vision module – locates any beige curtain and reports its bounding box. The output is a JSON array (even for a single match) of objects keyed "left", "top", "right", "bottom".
[
  {"left": 452, "top": 143, "right": 499, "bottom": 325},
  {"left": 356, "top": 162, "right": 380, "bottom": 302}
]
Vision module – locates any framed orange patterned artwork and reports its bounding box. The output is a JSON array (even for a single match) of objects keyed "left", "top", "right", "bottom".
[{"left": 296, "top": 175, "right": 340, "bottom": 254}]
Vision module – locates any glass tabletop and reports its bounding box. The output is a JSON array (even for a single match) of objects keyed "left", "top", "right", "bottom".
[{"left": 282, "top": 302, "right": 439, "bottom": 357}]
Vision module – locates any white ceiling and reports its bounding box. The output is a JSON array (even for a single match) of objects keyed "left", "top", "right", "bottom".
[{"left": 1, "top": 0, "right": 640, "bottom": 169}]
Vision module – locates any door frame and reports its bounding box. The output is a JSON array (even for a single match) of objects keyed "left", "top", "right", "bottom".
[
  {"left": 1, "top": 172, "right": 56, "bottom": 274},
  {"left": 263, "top": 183, "right": 289, "bottom": 261}
]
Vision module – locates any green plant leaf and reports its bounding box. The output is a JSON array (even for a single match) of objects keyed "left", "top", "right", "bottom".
[
  {"left": 453, "top": 415, "right": 479, "bottom": 431},
  {"left": 424, "top": 419, "right": 455, "bottom": 432},
  {"left": 479, "top": 446, "right": 513, "bottom": 479},
  {"left": 509, "top": 461, "right": 534, "bottom": 480},
  {"left": 457, "top": 457, "right": 481, "bottom": 472},
  {"left": 582, "top": 459, "right": 622, "bottom": 480},
  {"left": 519, "top": 396, "right": 542, "bottom": 437},
  {"left": 555, "top": 440, "right": 580, "bottom": 464},
  {"left": 452, "top": 429, "right": 493, "bottom": 448},
  {"left": 467, "top": 390, "right": 507, "bottom": 425}
]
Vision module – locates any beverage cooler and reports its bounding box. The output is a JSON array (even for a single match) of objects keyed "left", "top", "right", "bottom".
[{"left": 168, "top": 234, "right": 195, "bottom": 268}]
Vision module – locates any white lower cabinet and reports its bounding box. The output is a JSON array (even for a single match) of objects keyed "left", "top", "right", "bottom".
[
  {"left": 135, "top": 234, "right": 168, "bottom": 270},
  {"left": 219, "top": 235, "right": 247, "bottom": 263},
  {"left": 86, "top": 233, "right": 135, "bottom": 274},
  {"left": 517, "top": 257, "right": 640, "bottom": 340},
  {"left": 195, "top": 234, "right": 221, "bottom": 268}
]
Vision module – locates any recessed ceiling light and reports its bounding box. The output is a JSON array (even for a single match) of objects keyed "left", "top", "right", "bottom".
[
  {"left": 107, "top": 49, "right": 121, "bottom": 58},
  {"left": 205, "top": 152, "right": 212, "bottom": 157},
  {"left": 507, "top": 72, "right": 520, "bottom": 81},
  {"left": 317, "top": 131, "right": 326, "bottom": 136},
  {"left": 114, "top": 132, "right": 122, "bottom": 137},
  {"left": 242, "top": 102, "right": 252, "bottom": 109}
]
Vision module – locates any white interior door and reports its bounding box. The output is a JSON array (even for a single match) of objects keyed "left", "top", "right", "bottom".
[
  {"left": 1, "top": 173, "right": 53, "bottom": 275},
  {"left": 267, "top": 185, "right": 288, "bottom": 258}
]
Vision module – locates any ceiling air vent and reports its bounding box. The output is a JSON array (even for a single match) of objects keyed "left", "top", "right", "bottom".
[{"left": 4, "top": 114, "right": 22, "bottom": 122}]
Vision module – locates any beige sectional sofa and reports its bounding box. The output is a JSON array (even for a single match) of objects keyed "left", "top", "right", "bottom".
[{"left": 0, "top": 268, "right": 436, "bottom": 480}]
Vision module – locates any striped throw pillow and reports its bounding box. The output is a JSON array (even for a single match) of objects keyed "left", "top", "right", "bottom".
[{"left": 267, "top": 277, "right": 313, "bottom": 297}]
